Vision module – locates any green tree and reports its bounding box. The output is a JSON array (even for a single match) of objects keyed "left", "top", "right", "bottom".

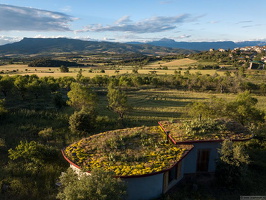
[
  {"left": 27, "top": 79, "right": 48, "bottom": 99},
  {"left": 187, "top": 96, "right": 226, "bottom": 120},
  {"left": 14, "top": 75, "right": 29, "bottom": 100},
  {"left": 53, "top": 91, "right": 66, "bottom": 109},
  {"left": 107, "top": 83, "right": 130, "bottom": 119},
  {"left": 225, "top": 91, "right": 265, "bottom": 125},
  {"left": 69, "top": 108, "right": 96, "bottom": 136},
  {"left": 38, "top": 127, "right": 54, "bottom": 142},
  {"left": 0, "top": 99, "right": 8, "bottom": 119},
  {"left": 0, "top": 75, "right": 14, "bottom": 97},
  {"left": 57, "top": 168, "right": 127, "bottom": 200},
  {"left": 188, "top": 91, "right": 265, "bottom": 126},
  {"left": 67, "top": 82, "right": 97, "bottom": 111},
  {"left": 216, "top": 139, "right": 249, "bottom": 187},
  {"left": 8, "top": 141, "right": 57, "bottom": 168},
  {"left": 60, "top": 65, "right": 69, "bottom": 73}
]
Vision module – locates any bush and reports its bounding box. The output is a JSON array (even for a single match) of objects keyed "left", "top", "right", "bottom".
[
  {"left": 57, "top": 168, "right": 127, "bottom": 200},
  {"left": 60, "top": 66, "right": 69, "bottom": 73},
  {"left": 216, "top": 139, "right": 249, "bottom": 187},
  {"left": 69, "top": 109, "right": 96, "bottom": 136}
]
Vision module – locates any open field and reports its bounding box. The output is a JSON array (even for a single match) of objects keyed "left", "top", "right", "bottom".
[
  {"left": 146, "top": 58, "right": 198, "bottom": 68},
  {"left": 97, "top": 89, "right": 266, "bottom": 127},
  {"left": 0, "top": 63, "right": 227, "bottom": 77}
]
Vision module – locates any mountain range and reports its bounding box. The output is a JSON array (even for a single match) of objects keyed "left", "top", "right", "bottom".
[
  {"left": 128, "top": 38, "right": 266, "bottom": 51},
  {"left": 0, "top": 38, "right": 265, "bottom": 56},
  {"left": 0, "top": 38, "right": 195, "bottom": 56}
]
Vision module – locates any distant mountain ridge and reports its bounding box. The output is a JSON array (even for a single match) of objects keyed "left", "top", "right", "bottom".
[
  {"left": 128, "top": 38, "right": 266, "bottom": 51},
  {"left": 0, "top": 38, "right": 195, "bottom": 56}
]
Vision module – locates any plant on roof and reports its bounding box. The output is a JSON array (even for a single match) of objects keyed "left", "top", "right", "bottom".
[
  {"left": 64, "top": 126, "right": 189, "bottom": 176},
  {"left": 159, "top": 119, "right": 252, "bottom": 142},
  {"left": 181, "top": 118, "right": 227, "bottom": 136}
]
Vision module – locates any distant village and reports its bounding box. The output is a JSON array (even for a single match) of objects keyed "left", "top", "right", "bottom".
[{"left": 209, "top": 45, "right": 266, "bottom": 69}]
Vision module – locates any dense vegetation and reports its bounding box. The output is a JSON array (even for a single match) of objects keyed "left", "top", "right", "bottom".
[
  {"left": 28, "top": 59, "right": 84, "bottom": 67},
  {"left": 0, "top": 48, "right": 266, "bottom": 199}
]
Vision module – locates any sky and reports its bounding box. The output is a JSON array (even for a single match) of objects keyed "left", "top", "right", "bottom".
[{"left": 0, "top": 0, "right": 266, "bottom": 45}]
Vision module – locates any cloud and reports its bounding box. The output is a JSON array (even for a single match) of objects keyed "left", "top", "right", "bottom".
[
  {"left": 33, "top": 35, "right": 68, "bottom": 39},
  {"left": 236, "top": 20, "right": 253, "bottom": 24},
  {"left": 103, "top": 37, "right": 116, "bottom": 41},
  {"left": 0, "top": 4, "right": 74, "bottom": 32},
  {"left": 79, "top": 14, "right": 191, "bottom": 34},
  {"left": 61, "top": 6, "right": 72, "bottom": 13},
  {"left": 115, "top": 16, "right": 132, "bottom": 25},
  {"left": 241, "top": 24, "right": 262, "bottom": 28},
  {"left": 174, "top": 35, "right": 191, "bottom": 39},
  {"left": 0, "top": 36, "right": 22, "bottom": 45},
  {"left": 208, "top": 21, "right": 220, "bottom": 24}
]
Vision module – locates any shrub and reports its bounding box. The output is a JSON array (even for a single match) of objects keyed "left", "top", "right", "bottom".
[{"left": 57, "top": 168, "right": 127, "bottom": 200}]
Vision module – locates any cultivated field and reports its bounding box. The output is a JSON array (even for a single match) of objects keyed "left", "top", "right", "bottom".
[
  {"left": 146, "top": 58, "right": 198, "bottom": 68},
  {"left": 0, "top": 61, "right": 226, "bottom": 77}
]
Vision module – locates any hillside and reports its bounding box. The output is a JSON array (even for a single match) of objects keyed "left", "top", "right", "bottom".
[
  {"left": 0, "top": 38, "right": 195, "bottom": 56},
  {"left": 128, "top": 38, "right": 266, "bottom": 51}
]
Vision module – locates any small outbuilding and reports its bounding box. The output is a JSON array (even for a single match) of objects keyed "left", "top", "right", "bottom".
[{"left": 249, "top": 61, "right": 265, "bottom": 69}]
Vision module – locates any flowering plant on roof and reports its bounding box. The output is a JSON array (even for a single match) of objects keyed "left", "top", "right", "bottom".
[{"left": 64, "top": 126, "right": 190, "bottom": 176}]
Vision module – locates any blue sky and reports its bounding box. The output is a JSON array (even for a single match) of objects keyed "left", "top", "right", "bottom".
[{"left": 0, "top": 0, "right": 265, "bottom": 45}]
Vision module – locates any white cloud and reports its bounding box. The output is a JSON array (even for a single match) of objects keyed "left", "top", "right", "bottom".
[
  {"left": 115, "top": 16, "right": 132, "bottom": 25},
  {"left": 78, "top": 14, "right": 191, "bottom": 34},
  {"left": 61, "top": 6, "right": 72, "bottom": 13},
  {"left": 0, "top": 4, "right": 75, "bottom": 32},
  {"left": 236, "top": 20, "right": 253, "bottom": 24},
  {"left": 0, "top": 36, "right": 22, "bottom": 45},
  {"left": 174, "top": 35, "right": 191, "bottom": 39}
]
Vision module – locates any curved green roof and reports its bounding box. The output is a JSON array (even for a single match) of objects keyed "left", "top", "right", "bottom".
[{"left": 63, "top": 126, "right": 192, "bottom": 176}]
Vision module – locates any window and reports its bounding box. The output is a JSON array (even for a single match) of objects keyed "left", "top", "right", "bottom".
[
  {"left": 163, "top": 161, "right": 182, "bottom": 193},
  {"left": 197, "top": 149, "right": 210, "bottom": 172}
]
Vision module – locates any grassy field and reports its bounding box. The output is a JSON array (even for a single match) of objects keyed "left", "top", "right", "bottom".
[
  {"left": 96, "top": 89, "right": 266, "bottom": 128},
  {"left": 146, "top": 58, "right": 198, "bottom": 68},
  {"left": 0, "top": 63, "right": 226, "bottom": 77}
]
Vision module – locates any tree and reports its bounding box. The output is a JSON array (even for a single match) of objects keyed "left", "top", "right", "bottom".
[
  {"left": 188, "top": 91, "right": 265, "bottom": 126},
  {"left": 67, "top": 82, "right": 97, "bottom": 111},
  {"left": 187, "top": 96, "right": 226, "bottom": 120},
  {"left": 60, "top": 65, "right": 69, "bottom": 73},
  {"left": 38, "top": 127, "right": 54, "bottom": 142},
  {"left": 216, "top": 139, "right": 249, "bottom": 187},
  {"left": 57, "top": 168, "right": 127, "bottom": 200},
  {"left": 0, "top": 99, "right": 7, "bottom": 119},
  {"left": 27, "top": 79, "right": 48, "bottom": 99},
  {"left": 14, "top": 75, "right": 28, "bottom": 100},
  {"left": 225, "top": 91, "right": 265, "bottom": 126},
  {"left": 69, "top": 108, "right": 96, "bottom": 136},
  {"left": 52, "top": 91, "right": 66, "bottom": 109},
  {"left": 107, "top": 83, "right": 130, "bottom": 119},
  {"left": 8, "top": 141, "right": 56, "bottom": 166},
  {"left": 0, "top": 75, "right": 14, "bottom": 97}
]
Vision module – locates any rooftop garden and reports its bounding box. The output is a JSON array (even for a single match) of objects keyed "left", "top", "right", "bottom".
[
  {"left": 63, "top": 126, "right": 192, "bottom": 176},
  {"left": 159, "top": 119, "right": 253, "bottom": 144}
]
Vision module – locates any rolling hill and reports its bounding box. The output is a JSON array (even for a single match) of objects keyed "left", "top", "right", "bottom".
[
  {"left": 128, "top": 38, "right": 266, "bottom": 51},
  {"left": 0, "top": 38, "right": 196, "bottom": 56}
]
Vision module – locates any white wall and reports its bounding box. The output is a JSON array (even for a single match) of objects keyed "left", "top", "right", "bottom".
[{"left": 183, "top": 142, "right": 221, "bottom": 174}]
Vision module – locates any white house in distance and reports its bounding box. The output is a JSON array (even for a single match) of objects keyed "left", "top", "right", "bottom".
[{"left": 62, "top": 119, "right": 252, "bottom": 200}]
